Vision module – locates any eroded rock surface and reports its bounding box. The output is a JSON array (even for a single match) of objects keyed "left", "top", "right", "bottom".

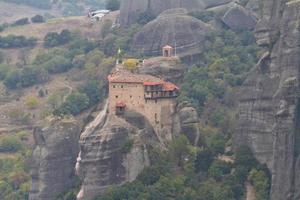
[
  {"left": 131, "top": 8, "right": 213, "bottom": 58},
  {"left": 234, "top": 0, "right": 300, "bottom": 199},
  {"left": 29, "top": 118, "right": 81, "bottom": 200},
  {"left": 120, "top": 0, "right": 234, "bottom": 26},
  {"left": 76, "top": 110, "right": 159, "bottom": 200}
]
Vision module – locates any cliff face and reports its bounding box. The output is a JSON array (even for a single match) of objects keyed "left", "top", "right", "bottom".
[
  {"left": 131, "top": 9, "right": 213, "bottom": 58},
  {"left": 29, "top": 118, "right": 81, "bottom": 200},
  {"left": 234, "top": 0, "right": 300, "bottom": 199},
  {"left": 120, "top": 0, "right": 233, "bottom": 27},
  {"left": 76, "top": 100, "right": 200, "bottom": 200}
]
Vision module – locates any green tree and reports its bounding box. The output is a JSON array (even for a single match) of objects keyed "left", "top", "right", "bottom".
[
  {"left": 0, "top": 136, "right": 23, "bottom": 153},
  {"left": 195, "top": 149, "right": 214, "bottom": 172},
  {"left": 248, "top": 169, "right": 270, "bottom": 200},
  {"left": 170, "top": 135, "right": 190, "bottom": 168},
  {"left": 54, "top": 92, "right": 89, "bottom": 116}
]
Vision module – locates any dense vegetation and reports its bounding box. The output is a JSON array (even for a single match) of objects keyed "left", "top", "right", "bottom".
[
  {"left": 0, "top": 132, "right": 32, "bottom": 200},
  {"left": 93, "top": 136, "right": 270, "bottom": 200},
  {"left": 0, "top": 35, "right": 37, "bottom": 48}
]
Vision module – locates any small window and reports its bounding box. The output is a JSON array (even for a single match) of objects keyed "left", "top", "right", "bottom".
[
  {"left": 155, "top": 100, "right": 157, "bottom": 103},
  {"left": 130, "top": 95, "right": 132, "bottom": 98},
  {"left": 121, "top": 85, "right": 123, "bottom": 88},
  {"left": 115, "top": 95, "right": 118, "bottom": 99},
  {"left": 113, "top": 85, "right": 116, "bottom": 88}
]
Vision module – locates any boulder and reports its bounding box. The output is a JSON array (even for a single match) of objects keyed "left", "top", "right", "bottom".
[
  {"left": 119, "top": 0, "right": 234, "bottom": 26},
  {"left": 221, "top": 4, "right": 257, "bottom": 30},
  {"left": 131, "top": 8, "right": 213, "bottom": 58}
]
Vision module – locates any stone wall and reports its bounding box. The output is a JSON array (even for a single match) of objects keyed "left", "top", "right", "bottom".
[{"left": 108, "top": 82, "right": 176, "bottom": 143}]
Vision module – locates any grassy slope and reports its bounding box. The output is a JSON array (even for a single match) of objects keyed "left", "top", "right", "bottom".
[{"left": 0, "top": 2, "right": 61, "bottom": 24}]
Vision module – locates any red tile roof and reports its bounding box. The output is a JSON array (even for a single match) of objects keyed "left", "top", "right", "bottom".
[
  {"left": 163, "top": 82, "right": 179, "bottom": 91},
  {"left": 108, "top": 69, "right": 179, "bottom": 92}
]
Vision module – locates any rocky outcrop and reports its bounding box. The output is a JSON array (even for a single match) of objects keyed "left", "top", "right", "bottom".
[
  {"left": 234, "top": 0, "right": 300, "bottom": 199},
  {"left": 76, "top": 107, "right": 159, "bottom": 200},
  {"left": 131, "top": 8, "right": 213, "bottom": 58},
  {"left": 76, "top": 97, "right": 201, "bottom": 200},
  {"left": 139, "top": 57, "right": 184, "bottom": 82},
  {"left": 29, "top": 118, "right": 81, "bottom": 200},
  {"left": 174, "top": 102, "right": 201, "bottom": 146},
  {"left": 221, "top": 4, "right": 257, "bottom": 30},
  {"left": 120, "top": 0, "right": 234, "bottom": 27}
]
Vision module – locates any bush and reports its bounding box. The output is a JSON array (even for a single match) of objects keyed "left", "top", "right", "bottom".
[
  {"left": 0, "top": 35, "right": 37, "bottom": 48},
  {"left": 78, "top": 80, "right": 103, "bottom": 106},
  {"left": 206, "top": 133, "right": 226, "bottom": 155},
  {"left": 137, "top": 166, "right": 161, "bottom": 185},
  {"left": 195, "top": 149, "right": 214, "bottom": 172},
  {"left": 54, "top": 92, "right": 89, "bottom": 116},
  {"left": 4, "top": 66, "right": 49, "bottom": 89},
  {"left": 123, "top": 59, "right": 138, "bottom": 71},
  {"left": 31, "top": 15, "right": 45, "bottom": 23},
  {"left": 208, "top": 160, "right": 232, "bottom": 180},
  {"left": 25, "top": 96, "right": 39, "bottom": 109},
  {"left": 44, "top": 29, "right": 72, "bottom": 48},
  {"left": 0, "top": 136, "right": 23, "bottom": 153},
  {"left": 41, "top": 56, "right": 72, "bottom": 73},
  {"left": 13, "top": 18, "right": 29, "bottom": 26},
  {"left": 248, "top": 168, "right": 270, "bottom": 200}
]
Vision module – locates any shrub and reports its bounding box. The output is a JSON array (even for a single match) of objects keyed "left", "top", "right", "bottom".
[
  {"left": 54, "top": 92, "right": 89, "bottom": 116},
  {"left": 4, "top": 66, "right": 49, "bottom": 89},
  {"left": 0, "top": 35, "right": 37, "bottom": 48},
  {"left": 0, "top": 136, "right": 23, "bottom": 153},
  {"left": 123, "top": 59, "right": 138, "bottom": 71},
  {"left": 137, "top": 166, "right": 161, "bottom": 185},
  {"left": 31, "top": 15, "right": 45, "bottom": 23},
  {"left": 206, "top": 133, "right": 226, "bottom": 155},
  {"left": 41, "top": 56, "right": 72, "bottom": 73},
  {"left": 25, "top": 96, "right": 39, "bottom": 109},
  {"left": 248, "top": 168, "right": 270, "bottom": 200},
  {"left": 13, "top": 18, "right": 29, "bottom": 26},
  {"left": 195, "top": 149, "right": 214, "bottom": 172},
  {"left": 78, "top": 80, "right": 103, "bottom": 106},
  {"left": 208, "top": 160, "right": 232, "bottom": 180},
  {"left": 44, "top": 29, "right": 72, "bottom": 48}
]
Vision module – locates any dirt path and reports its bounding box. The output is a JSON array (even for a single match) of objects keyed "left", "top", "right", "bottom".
[{"left": 246, "top": 182, "right": 256, "bottom": 200}]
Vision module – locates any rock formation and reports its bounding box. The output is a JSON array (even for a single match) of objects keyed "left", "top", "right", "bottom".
[
  {"left": 76, "top": 99, "right": 201, "bottom": 200},
  {"left": 119, "top": 0, "right": 234, "bottom": 27},
  {"left": 29, "top": 118, "right": 81, "bottom": 200},
  {"left": 221, "top": 3, "right": 257, "bottom": 30},
  {"left": 76, "top": 103, "right": 159, "bottom": 200},
  {"left": 234, "top": 0, "right": 300, "bottom": 199},
  {"left": 131, "top": 8, "right": 213, "bottom": 58}
]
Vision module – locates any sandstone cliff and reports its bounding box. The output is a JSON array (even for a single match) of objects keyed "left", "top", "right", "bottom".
[
  {"left": 234, "top": 0, "right": 300, "bottom": 199},
  {"left": 119, "top": 0, "right": 233, "bottom": 27},
  {"left": 131, "top": 9, "right": 213, "bottom": 58},
  {"left": 75, "top": 99, "right": 200, "bottom": 200},
  {"left": 29, "top": 118, "right": 81, "bottom": 200}
]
